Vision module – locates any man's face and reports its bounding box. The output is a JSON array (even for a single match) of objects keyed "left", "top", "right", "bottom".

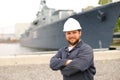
[{"left": 65, "top": 30, "right": 81, "bottom": 46}]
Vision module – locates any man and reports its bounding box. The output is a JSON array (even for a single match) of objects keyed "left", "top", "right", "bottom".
[{"left": 50, "top": 18, "right": 96, "bottom": 80}]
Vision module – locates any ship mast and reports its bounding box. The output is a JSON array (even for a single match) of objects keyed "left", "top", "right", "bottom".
[
  {"left": 36, "top": 0, "right": 47, "bottom": 16},
  {"left": 39, "top": 0, "right": 47, "bottom": 11}
]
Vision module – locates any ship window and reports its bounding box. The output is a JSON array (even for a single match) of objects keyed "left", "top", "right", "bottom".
[
  {"left": 43, "top": 18, "right": 46, "bottom": 20},
  {"left": 33, "top": 20, "right": 39, "bottom": 25},
  {"left": 97, "top": 10, "right": 106, "bottom": 21}
]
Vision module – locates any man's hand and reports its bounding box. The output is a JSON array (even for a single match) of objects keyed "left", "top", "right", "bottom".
[{"left": 64, "top": 59, "right": 72, "bottom": 66}]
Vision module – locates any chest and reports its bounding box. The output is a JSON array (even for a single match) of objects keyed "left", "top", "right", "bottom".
[{"left": 61, "top": 49, "right": 81, "bottom": 59}]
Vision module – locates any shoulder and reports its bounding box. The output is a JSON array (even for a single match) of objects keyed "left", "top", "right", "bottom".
[
  {"left": 58, "top": 46, "right": 67, "bottom": 52},
  {"left": 82, "top": 41, "right": 92, "bottom": 49},
  {"left": 78, "top": 41, "right": 93, "bottom": 52}
]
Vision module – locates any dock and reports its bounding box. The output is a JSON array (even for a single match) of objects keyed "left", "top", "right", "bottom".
[{"left": 0, "top": 50, "right": 120, "bottom": 66}]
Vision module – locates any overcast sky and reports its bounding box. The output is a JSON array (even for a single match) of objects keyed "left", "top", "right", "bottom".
[{"left": 0, "top": 0, "right": 99, "bottom": 33}]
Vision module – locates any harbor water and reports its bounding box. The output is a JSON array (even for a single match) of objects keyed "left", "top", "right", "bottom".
[{"left": 0, "top": 43, "right": 49, "bottom": 56}]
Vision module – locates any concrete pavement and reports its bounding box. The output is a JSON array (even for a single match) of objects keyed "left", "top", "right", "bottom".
[{"left": 0, "top": 50, "right": 120, "bottom": 66}]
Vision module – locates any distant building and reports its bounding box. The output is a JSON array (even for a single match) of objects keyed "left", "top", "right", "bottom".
[
  {"left": 15, "top": 23, "right": 30, "bottom": 39},
  {"left": 113, "top": 32, "right": 120, "bottom": 43},
  {"left": 0, "top": 33, "right": 17, "bottom": 43},
  {"left": 112, "top": 0, "right": 120, "bottom": 2}
]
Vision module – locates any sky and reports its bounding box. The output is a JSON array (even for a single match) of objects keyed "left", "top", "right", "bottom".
[{"left": 0, "top": 0, "right": 99, "bottom": 33}]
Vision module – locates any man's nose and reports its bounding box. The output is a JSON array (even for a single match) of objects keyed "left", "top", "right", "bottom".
[{"left": 69, "top": 33, "right": 74, "bottom": 37}]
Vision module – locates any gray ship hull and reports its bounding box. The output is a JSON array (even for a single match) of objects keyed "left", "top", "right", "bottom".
[{"left": 20, "top": 1, "right": 120, "bottom": 50}]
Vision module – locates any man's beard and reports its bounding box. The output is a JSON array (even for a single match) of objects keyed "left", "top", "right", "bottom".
[{"left": 67, "top": 39, "right": 80, "bottom": 46}]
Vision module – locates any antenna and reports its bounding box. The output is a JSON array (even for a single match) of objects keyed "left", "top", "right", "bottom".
[{"left": 39, "top": 0, "right": 46, "bottom": 11}]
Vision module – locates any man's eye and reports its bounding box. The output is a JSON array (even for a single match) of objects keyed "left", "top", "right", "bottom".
[{"left": 67, "top": 33, "right": 70, "bottom": 35}]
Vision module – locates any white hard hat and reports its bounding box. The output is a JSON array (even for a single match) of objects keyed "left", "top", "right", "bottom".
[{"left": 63, "top": 18, "right": 82, "bottom": 32}]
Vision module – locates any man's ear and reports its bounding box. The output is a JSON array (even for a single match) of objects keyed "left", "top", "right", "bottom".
[{"left": 79, "top": 31, "right": 82, "bottom": 36}]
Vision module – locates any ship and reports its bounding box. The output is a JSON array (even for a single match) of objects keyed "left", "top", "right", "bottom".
[{"left": 20, "top": 0, "right": 120, "bottom": 50}]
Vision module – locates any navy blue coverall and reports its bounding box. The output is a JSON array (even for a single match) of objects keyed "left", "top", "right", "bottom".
[{"left": 50, "top": 41, "right": 96, "bottom": 80}]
